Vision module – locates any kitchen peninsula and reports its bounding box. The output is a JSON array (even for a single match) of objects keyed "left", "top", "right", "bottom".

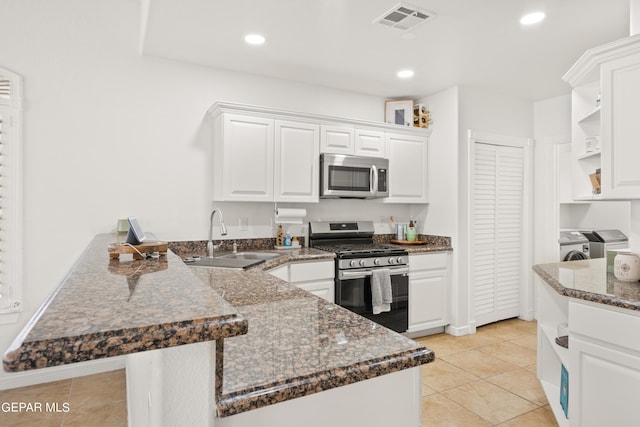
[
  {"left": 533, "top": 258, "right": 640, "bottom": 426},
  {"left": 3, "top": 234, "right": 434, "bottom": 427}
]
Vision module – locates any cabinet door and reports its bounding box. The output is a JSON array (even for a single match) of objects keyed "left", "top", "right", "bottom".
[
  {"left": 220, "top": 114, "right": 274, "bottom": 201},
  {"left": 601, "top": 52, "right": 640, "bottom": 198},
  {"left": 320, "top": 125, "right": 354, "bottom": 154},
  {"left": 570, "top": 337, "right": 640, "bottom": 426},
  {"left": 385, "top": 132, "right": 428, "bottom": 203},
  {"left": 354, "top": 128, "right": 386, "bottom": 158},
  {"left": 274, "top": 120, "right": 320, "bottom": 202},
  {"left": 295, "top": 280, "right": 335, "bottom": 303},
  {"left": 408, "top": 269, "right": 448, "bottom": 332}
]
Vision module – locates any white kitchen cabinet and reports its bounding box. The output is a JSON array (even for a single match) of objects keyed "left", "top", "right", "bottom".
[
  {"left": 320, "top": 125, "right": 354, "bottom": 155},
  {"left": 321, "top": 126, "right": 386, "bottom": 158},
  {"left": 407, "top": 252, "right": 450, "bottom": 334},
  {"left": 209, "top": 102, "right": 431, "bottom": 203},
  {"left": 274, "top": 120, "right": 320, "bottom": 203},
  {"left": 536, "top": 275, "right": 640, "bottom": 427},
  {"left": 268, "top": 260, "right": 335, "bottom": 302},
  {"left": 213, "top": 113, "right": 274, "bottom": 202},
  {"left": 567, "top": 300, "right": 640, "bottom": 427},
  {"left": 600, "top": 51, "right": 640, "bottom": 198},
  {"left": 385, "top": 132, "right": 429, "bottom": 203},
  {"left": 564, "top": 34, "right": 640, "bottom": 200},
  {"left": 354, "top": 128, "right": 386, "bottom": 158}
]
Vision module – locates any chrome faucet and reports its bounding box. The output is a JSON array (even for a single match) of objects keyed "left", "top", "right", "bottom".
[{"left": 207, "top": 209, "right": 228, "bottom": 258}]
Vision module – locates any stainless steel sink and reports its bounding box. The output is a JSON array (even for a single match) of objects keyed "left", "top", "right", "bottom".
[
  {"left": 216, "top": 252, "right": 280, "bottom": 261},
  {"left": 183, "top": 252, "right": 280, "bottom": 270}
]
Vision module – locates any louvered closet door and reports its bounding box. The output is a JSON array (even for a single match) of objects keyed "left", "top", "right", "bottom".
[{"left": 472, "top": 142, "right": 524, "bottom": 327}]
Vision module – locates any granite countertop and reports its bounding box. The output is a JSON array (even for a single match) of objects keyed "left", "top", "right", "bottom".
[
  {"left": 533, "top": 258, "right": 640, "bottom": 311},
  {"left": 191, "top": 267, "right": 434, "bottom": 417},
  {"left": 4, "top": 233, "right": 436, "bottom": 418},
  {"left": 3, "top": 234, "right": 248, "bottom": 372}
]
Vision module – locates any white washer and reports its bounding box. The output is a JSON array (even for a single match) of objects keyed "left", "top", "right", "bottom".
[{"left": 559, "top": 231, "right": 590, "bottom": 261}]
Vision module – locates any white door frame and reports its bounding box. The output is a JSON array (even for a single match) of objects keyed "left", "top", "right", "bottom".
[{"left": 467, "top": 130, "right": 534, "bottom": 332}]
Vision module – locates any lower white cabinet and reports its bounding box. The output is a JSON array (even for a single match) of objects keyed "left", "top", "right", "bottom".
[
  {"left": 568, "top": 300, "right": 640, "bottom": 427},
  {"left": 408, "top": 252, "right": 450, "bottom": 333},
  {"left": 268, "top": 260, "right": 335, "bottom": 303},
  {"left": 536, "top": 278, "right": 640, "bottom": 427}
]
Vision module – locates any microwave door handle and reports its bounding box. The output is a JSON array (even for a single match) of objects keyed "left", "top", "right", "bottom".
[{"left": 371, "top": 165, "right": 378, "bottom": 197}]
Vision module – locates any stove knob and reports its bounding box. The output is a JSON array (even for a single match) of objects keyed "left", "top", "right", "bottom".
[
  {"left": 397, "top": 257, "right": 404, "bottom": 264},
  {"left": 350, "top": 260, "right": 358, "bottom": 268},
  {"left": 359, "top": 259, "right": 366, "bottom": 267},
  {"left": 388, "top": 257, "right": 395, "bottom": 264},
  {"left": 374, "top": 258, "right": 381, "bottom": 265}
]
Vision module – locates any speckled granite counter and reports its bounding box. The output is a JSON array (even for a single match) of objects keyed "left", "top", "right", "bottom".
[
  {"left": 533, "top": 258, "right": 640, "bottom": 311},
  {"left": 377, "top": 234, "right": 453, "bottom": 254},
  {"left": 191, "top": 267, "right": 434, "bottom": 417},
  {"left": 3, "top": 234, "right": 248, "bottom": 372}
]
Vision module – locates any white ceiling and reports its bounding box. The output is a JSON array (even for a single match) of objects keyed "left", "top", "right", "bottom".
[{"left": 141, "top": 0, "right": 630, "bottom": 101}]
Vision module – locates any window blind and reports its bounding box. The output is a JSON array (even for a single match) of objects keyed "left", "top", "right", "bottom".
[{"left": 0, "top": 70, "right": 22, "bottom": 318}]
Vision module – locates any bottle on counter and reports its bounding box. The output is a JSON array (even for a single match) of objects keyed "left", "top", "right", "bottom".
[
  {"left": 276, "top": 225, "right": 285, "bottom": 246},
  {"left": 406, "top": 219, "right": 417, "bottom": 242},
  {"left": 284, "top": 231, "right": 292, "bottom": 247}
]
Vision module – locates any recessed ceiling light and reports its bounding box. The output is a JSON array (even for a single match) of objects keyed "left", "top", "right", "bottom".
[
  {"left": 244, "top": 34, "right": 265, "bottom": 45},
  {"left": 520, "top": 12, "right": 545, "bottom": 25},
  {"left": 397, "top": 69, "right": 415, "bottom": 79}
]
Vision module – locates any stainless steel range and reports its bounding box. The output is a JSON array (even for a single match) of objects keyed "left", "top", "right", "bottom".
[{"left": 309, "top": 221, "right": 409, "bottom": 333}]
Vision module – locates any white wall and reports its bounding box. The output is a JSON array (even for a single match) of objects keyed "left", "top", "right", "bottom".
[
  {"left": 533, "top": 95, "right": 572, "bottom": 265},
  {"left": 418, "top": 86, "right": 534, "bottom": 335},
  {"left": 0, "top": 0, "right": 417, "bottom": 385}
]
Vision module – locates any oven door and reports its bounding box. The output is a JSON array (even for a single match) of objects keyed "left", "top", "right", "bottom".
[{"left": 335, "top": 267, "right": 409, "bottom": 333}]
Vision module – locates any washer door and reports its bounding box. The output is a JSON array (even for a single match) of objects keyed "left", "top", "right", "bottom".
[{"left": 563, "top": 250, "right": 589, "bottom": 261}]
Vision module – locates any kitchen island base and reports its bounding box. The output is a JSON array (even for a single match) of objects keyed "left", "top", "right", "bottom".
[{"left": 127, "top": 342, "right": 422, "bottom": 427}]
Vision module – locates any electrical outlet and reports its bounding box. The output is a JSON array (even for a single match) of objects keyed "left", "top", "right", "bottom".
[{"left": 239, "top": 217, "right": 248, "bottom": 231}]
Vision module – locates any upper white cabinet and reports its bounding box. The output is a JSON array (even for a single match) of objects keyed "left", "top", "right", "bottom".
[
  {"left": 385, "top": 132, "right": 429, "bottom": 203},
  {"left": 564, "top": 34, "right": 640, "bottom": 200},
  {"left": 274, "top": 120, "right": 319, "bottom": 203},
  {"left": 213, "top": 113, "right": 274, "bottom": 202},
  {"left": 600, "top": 52, "right": 640, "bottom": 198},
  {"left": 321, "top": 125, "right": 386, "bottom": 158},
  {"left": 210, "top": 102, "right": 431, "bottom": 203},
  {"left": 354, "top": 128, "right": 386, "bottom": 158},
  {"left": 320, "top": 125, "right": 354, "bottom": 155}
]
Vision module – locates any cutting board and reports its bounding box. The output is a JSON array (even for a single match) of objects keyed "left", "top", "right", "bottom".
[{"left": 390, "top": 239, "right": 427, "bottom": 245}]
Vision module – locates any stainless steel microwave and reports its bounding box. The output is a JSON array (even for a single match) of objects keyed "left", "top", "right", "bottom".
[{"left": 320, "top": 153, "right": 389, "bottom": 199}]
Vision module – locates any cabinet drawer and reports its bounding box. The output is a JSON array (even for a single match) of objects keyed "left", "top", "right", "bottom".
[
  {"left": 409, "top": 252, "right": 449, "bottom": 272},
  {"left": 570, "top": 300, "right": 640, "bottom": 353},
  {"left": 289, "top": 260, "right": 334, "bottom": 283}
]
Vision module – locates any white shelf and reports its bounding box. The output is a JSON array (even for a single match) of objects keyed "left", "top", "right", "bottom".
[
  {"left": 540, "top": 380, "right": 570, "bottom": 427},
  {"left": 576, "top": 150, "right": 601, "bottom": 160},
  {"left": 540, "top": 324, "right": 569, "bottom": 367},
  {"left": 573, "top": 194, "right": 602, "bottom": 201},
  {"left": 577, "top": 106, "right": 601, "bottom": 124}
]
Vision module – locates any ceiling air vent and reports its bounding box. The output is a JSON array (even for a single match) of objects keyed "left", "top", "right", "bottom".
[{"left": 373, "top": 3, "right": 436, "bottom": 31}]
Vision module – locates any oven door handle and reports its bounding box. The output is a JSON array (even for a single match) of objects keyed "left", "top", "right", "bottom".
[{"left": 339, "top": 266, "right": 409, "bottom": 280}]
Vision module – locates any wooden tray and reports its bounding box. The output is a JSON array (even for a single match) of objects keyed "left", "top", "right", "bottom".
[
  {"left": 390, "top": 239, "right": 427, "bottom": 245},
  {"left": 107, "top": 241, "right": 169, "bottom": 260}
]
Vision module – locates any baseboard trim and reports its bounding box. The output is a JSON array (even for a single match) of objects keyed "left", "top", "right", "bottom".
[
  {"left": 0, "top": 356, "right": 126, "bottom": 390},
  {"left": 445, "top": 323, "right": 473, "bottom": 336}
]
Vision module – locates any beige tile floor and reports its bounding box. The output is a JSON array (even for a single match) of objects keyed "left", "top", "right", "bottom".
[
  {"left": 0, "top": 318, "right": 555, "bottom": 426},
  {"left": 0, "top": 369, "right": 126, "bottom": 426},
  {"left": 417, "top": 318, "right": 558, "bottom": 426}
]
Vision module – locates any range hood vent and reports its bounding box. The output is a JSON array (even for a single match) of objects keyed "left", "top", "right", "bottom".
[{"left": 373, "top": 2, "right": 436, "bottom": 32}]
